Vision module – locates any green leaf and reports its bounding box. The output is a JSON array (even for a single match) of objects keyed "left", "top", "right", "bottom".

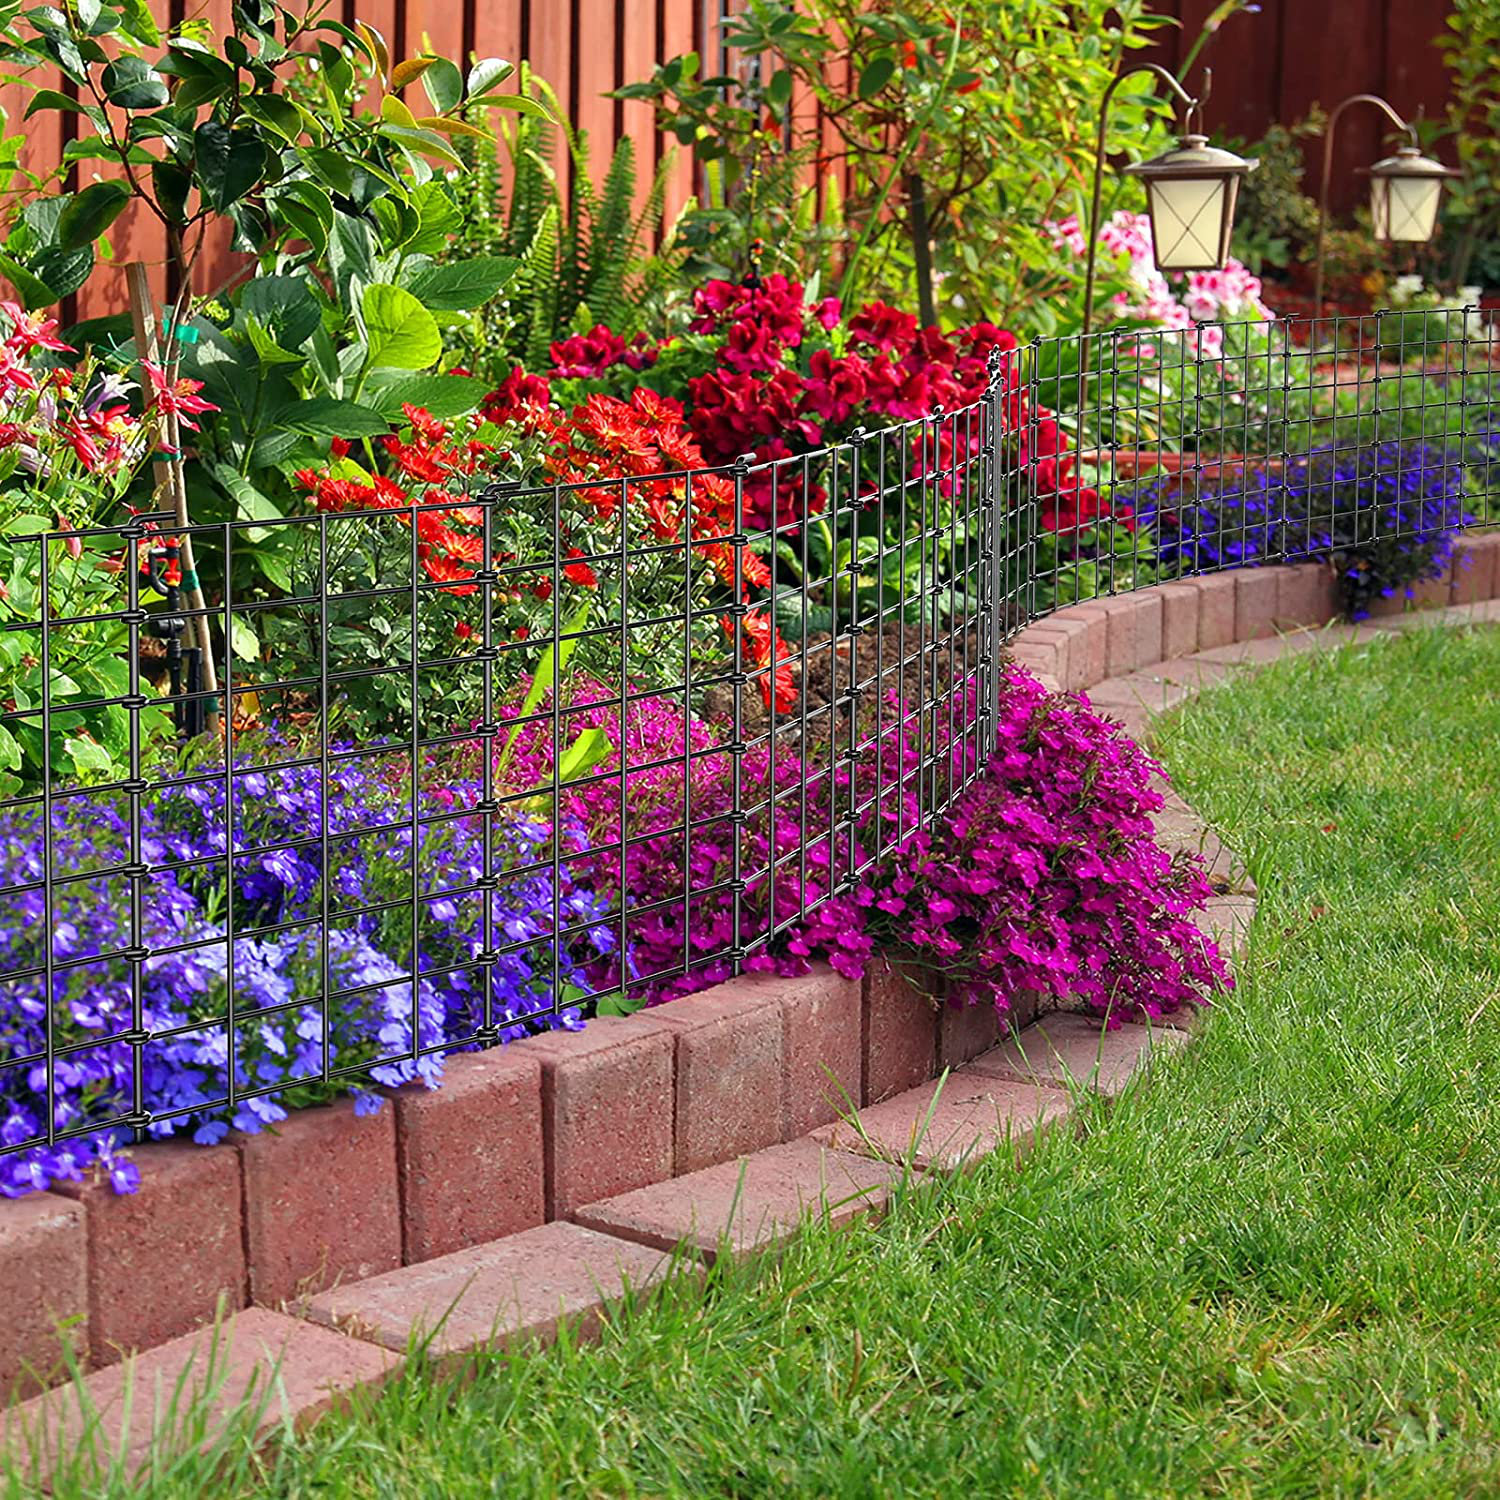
[
  {"left": 376, "top": 122, "right": 465, "bottom": 168},
  {"left": 116, "top": 0, "right": 161, "bottom": 46},
  {"left": 240, "top": 92, "right": 303, "bottom": 142},
  {"left": 420, "top": 56, "right": 462, "bottom": 114},
  {"left": 0, "top": 252, "right": 58, "bottom": 311},
  {"left": 362, "top": 371, "right": 484, "bottom": 420},
  {"left": 23, "top": 88, "right": 102, "bottom": 122},
  {"left": 101, "top": 55, "right": 169, "bottom": 109},
  {"left": 556, "top": 725, "right": 611, "bottom": 785},
  {"left": 389, "top": 56, "right": 434, "bottom": 89},
  {"left": 64, "top": 734, "right": 114, "bottom": 778},
  {"left": 0, "top": 724, "right": 21, "bottom": 772},
  {"left": 404, "top": 256, "right": 519, "bottom": 311},
  {"left": 55, "top": 182, "right": 131, "bottom": 250},
  {"left": 230, "top": 614, "right": 260, "bottom": 661},
  {"left": 269, "top": 396, "right": 392, "bottom": 438},
  {"left": 30, "top": 246, "right": 93, "bottom": 300},
  {"left": 465, "top": 56, "right": 513, "bottom": 98},
  {"left": 194, "top": 123, "right": 268, "bottom": 212},
  {"left": 152, "top": 160, "right": 192, "bottom": 224},
  {"left": 361, "top": 283, "right": 441, "bottom": 370},
  {"left": 857, "top": 55, "right": 895, "bottom": 99}
]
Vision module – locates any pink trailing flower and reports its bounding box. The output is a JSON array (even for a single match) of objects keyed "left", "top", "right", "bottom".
[{"left": 140, "top": 361, "right": 218, "bottom": 433}]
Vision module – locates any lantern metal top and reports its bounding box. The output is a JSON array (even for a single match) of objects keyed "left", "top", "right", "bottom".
[
  {"left": 1124, "top": 134, "right": 1259, "bottom": 183},
  {"left": 1363, "top": 143, "right": 1460, "bottom": 182}
]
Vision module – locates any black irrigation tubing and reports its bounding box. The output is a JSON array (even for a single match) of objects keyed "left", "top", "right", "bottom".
[{"left": 3, "top": 313, "right": 1500, "bottom": 1156}]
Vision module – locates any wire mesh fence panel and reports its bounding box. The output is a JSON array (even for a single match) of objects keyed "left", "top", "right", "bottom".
[{"left": 2, "top": 310, "right": 1497, "bottom": 1182}]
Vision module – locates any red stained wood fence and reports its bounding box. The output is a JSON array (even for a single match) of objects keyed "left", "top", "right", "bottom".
[{"left": 0, "top": 0, "right": 1459, "bottom": 322}]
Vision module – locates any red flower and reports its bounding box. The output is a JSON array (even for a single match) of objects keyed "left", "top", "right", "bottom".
[
  {"left": 563, "top": 547, "right": 599, "bottom": 589},
  {"left": 0, "top": 301, "right": 72, "bottom": 355},
  {"left": 727, "top": 607, "right": 797, "bottom": 712},
  {"left": 141, "top": 361, "right": 218, "bottom": 432},
  {"left": 550, "top": 326, "right": 629, "bottom": 379},
  {"left": 847, "top": 301, "right": 917, "bottom": 355},
  {"left": 454, "top": 621, "right": 474, "bottom": 640}
]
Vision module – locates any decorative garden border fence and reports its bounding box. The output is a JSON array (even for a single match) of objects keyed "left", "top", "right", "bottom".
[{"left": 1, "top": 307, "right": 1494, "bottom": 1180}]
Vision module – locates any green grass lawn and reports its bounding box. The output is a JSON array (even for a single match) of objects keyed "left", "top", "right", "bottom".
[{"left": 16, "top": 624, "right": 1500, "bottom": 1499}]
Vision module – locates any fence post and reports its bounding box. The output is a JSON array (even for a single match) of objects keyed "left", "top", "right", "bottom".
[
  {"left": 984, "top": 347, "right": 1006, "bottom": 741},
  {"left": 726, "top": 451, "right": 754, "bottom": 978}
]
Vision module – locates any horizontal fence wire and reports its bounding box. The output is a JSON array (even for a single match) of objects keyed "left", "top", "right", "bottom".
[{"left": 1, "top": 309, "right": 1496, "bottom": 1173}]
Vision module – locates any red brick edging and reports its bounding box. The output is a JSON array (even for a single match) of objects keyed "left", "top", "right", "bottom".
[{"left": 5, "top": 537, "right": 1497, "bottom": 1411}]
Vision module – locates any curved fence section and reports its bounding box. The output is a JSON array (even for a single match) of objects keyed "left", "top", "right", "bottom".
[{"left": 1, "top": 307, "right": 1496, "bottom": 1180}]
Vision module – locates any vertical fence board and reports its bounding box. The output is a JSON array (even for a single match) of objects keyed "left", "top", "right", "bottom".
[
  {"left": 658, "top": 0, "right": 697, "bottom": 232},
  {"left": 618, "top": 3, "right": 657, "bottom": 216},
  {"left": 574, "top": 0, "right": 617, "bottom": 192},
  {"left": 528, "top": 0, "right": 572, "bottom": 205}
]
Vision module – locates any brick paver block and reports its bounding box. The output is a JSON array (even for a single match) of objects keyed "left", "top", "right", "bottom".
[
  {"left": 237, "top": 1097, "right": 402, "bottom": 1308},
  {"left": 516, "top": 1014, "right": 675, "bottom": 1219},
  {"left": 573, "top": 1139, "right": 899, "bottom": 1261},
  {"left": 967, "top": 1012, "right": 1184, "bottom": 1097},
  {"left": 394, "top": 1048, "right": 545, "bottom": 1264},
  {"left": 1048, "top": 603, "right": 1109, "bottom": 689},
  {"left": 55, "top": 1140, "right": 244, "bottom": 1367},
  {"left": 2, "top": 1306, "right": 398, "bottom": 1488},
  {"left": 652, "top": 984, "right": 785, "bottom": 1174},
  {"left": 1104, "top": 595, "right": 1163, "bottom": 677},
  {"left": 0, "top": 1194, "right": 86, "bottom": 1404},
  {"left": 812, "top": 1069, "right": 1071, "bottom": 1172},
  {"left": 862, "top": 956, "right": 938, "bottom": 1104},
  {"left": 1012, "top": 623, "right": 1070, "bottom": 688},
  {"left": 1275, "top": 564, "right": 1340, "bottom": 629},
  {"left": 1451, "top": 531, "right": 1500, "bottom": 604},
  {"left": 307, "top": 1220, "right": 676, "bottom": 1361},
  {"left": 1234, "top": 567, "right": 1284, "bottom": 641},
  {"left": 1156, "top": 582, "right": 1201, "bottom": 662},
  {"left": 739, "top": 966, "right": 861, "bottom": 1138},
  {"left": 937, "top": 999, "right": 1000, "bottom": 1070},
  {"left": 1193, "top": 573, "right": 1238, "bottom": 649}
]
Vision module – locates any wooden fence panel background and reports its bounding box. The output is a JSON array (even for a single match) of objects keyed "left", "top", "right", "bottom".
[{"left": 0, "top": 0, "right": 1460, "bottom": 320}]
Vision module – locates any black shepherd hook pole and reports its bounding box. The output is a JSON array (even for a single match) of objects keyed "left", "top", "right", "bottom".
[{"left": 139, "top": 535, "right": 205, "bottom": 740}]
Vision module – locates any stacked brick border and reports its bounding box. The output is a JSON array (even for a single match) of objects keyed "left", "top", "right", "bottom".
[{"left": 5, "top": 535, "right": 1499, "bottom": 1477}]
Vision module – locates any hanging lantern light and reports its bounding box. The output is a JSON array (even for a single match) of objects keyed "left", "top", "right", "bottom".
[
  {"left": 1124, "top": 135, "right": 1259, "bottom": 273},
  {"left": 1367, "top": 144, "right": 1460, "bottom": 243}
]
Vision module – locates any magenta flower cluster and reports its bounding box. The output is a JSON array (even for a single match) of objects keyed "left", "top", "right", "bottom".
[
  {"left": 495, "top": 666, "right": 1228, "bottom": 1024},
  {"left": 795, "top": 667, "right": 1231, "bottom": 1022}
]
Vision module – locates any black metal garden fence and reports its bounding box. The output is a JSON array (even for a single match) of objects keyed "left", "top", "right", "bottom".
[{"left": 1, "top": 306, "right": 1495, "bottom": 1179}]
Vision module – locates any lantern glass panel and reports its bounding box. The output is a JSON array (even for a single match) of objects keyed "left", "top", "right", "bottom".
[
  {"left": 1146, "top": 174, "right": 1235, "bottom": 270},
  {"left": 1370, "top": 174, "right": 1443, "bottom": 242}
]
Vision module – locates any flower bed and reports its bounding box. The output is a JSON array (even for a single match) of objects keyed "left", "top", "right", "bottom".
[{"left": 1, "top": 665, "right": 1228, "bottom": 1198}]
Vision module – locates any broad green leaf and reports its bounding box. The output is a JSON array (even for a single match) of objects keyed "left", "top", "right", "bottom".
[
  {"left": 413, "top": 114, "right": 492, "bottom": 141},
  {"left": 389, "top": 56, "right": 434, "bottom": 89},
  {"left": 116, "top": 0, "right": 160, "bottom": 45},
  {"left": 363, "top": 371, "right": 484, "bottom": 420},
  {"left": 24, "top": 88, "right": 102, "bottom": 121},
  {"left": 380, "top": 94, "right": 418, "bottom": 128},
  {"left": 64, "top": 734, "right": 114, "bottom": 777},
  {"left": 0, "top": 724, "right": 20, "bottom": 772},
  {"left": 101, "top": 55, "right": 169, "bottom": 109},
  {"left": 194, "top": 123, "right": 267, "bottom": 211},
  {"left": 858, "top": 55, "right": 895, "bottom": 99},
  {"left": 269, "top": 396, "right": 392, "bottom": 437},
  {"left": 241, "top": 92, "right": 303, "bottom": 142},
  {"left": 362, "top": 283, "right": 441, "bottom": 370},
  {"left": 55, "top": 181, "right": 130, "bottom": 250},
  {"left": 465, "top": 56, "right": 513, "bottom": 98},
  {"left": 420, "top": 56, "right": 463, "bottom": 114},
  {"left": 376, "top": 122, "right": 465, "bottom": 167},
  {"left": 404, "top": 255, "right": 519, "bottom": 311},
  {"left": 356, "top": 20, "right": 390, "bottom": 81},
  {"left": 230, "top": 614, "right": 260, "bottom": 661},
  {"left": 0, "top": 252, "right": 57, "bottom": 310}
]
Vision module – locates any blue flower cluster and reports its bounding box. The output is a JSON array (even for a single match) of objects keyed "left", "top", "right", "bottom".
[
  {"left": 1128, "top": 440, "right": 1476, "bottom": 618},
  {"left": 0, "top": 750, "right": 612, "bottom": 1197}
]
